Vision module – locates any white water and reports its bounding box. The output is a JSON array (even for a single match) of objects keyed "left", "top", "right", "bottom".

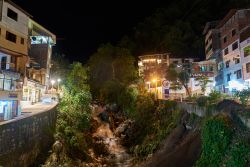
[{"left": 92, "top": 106, "right": 132, "bottom": 167}]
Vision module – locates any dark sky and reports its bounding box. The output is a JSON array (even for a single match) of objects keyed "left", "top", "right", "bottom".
[{"left": 12, "top": 0, "right": 171, "bottom": 62}]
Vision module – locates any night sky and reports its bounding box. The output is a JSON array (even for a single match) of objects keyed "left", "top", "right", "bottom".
[{"left": 12, "top": 0, "right": 171, "bottom": 62}]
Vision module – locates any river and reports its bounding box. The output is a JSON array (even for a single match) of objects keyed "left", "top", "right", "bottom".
[{"left": 92, "top": 105, "right": 132, "bottom": 167}]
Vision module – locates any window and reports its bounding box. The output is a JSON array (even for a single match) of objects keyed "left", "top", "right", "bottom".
[
  {"left": 7, "top": 8, "right": 18, "bottom": 21},
  {"left": 21, "top": 37, "right": 24, "bottom": 44},
  {"left": 223, "top": 36, "right": 227, "bottom": 43},
  {"left": 235, "top": 69, "right": 242, "bottom": 79},
  {"left": 246, "top": 62, "right": 250, "bottom": 73},
  {"left": 232, "top": 29, "right": 236, "bottom": 36},
  {"left": 234, "top": 57, "right": 240, "bottom": 64},
  {"left": 227, "top": 73, "right": 231, "bottom": 81},
  {"left": 226, "top": 60, "right": 230, "bottom": 68},
  {"left": 232, "top": 41, "right": 238, "bottom": 50},
  {"left": 224, "top": 48, "right": 229, "bottom": 55},
  {"left": 6, "top": 31, "right": 16, "bottom": 43}
]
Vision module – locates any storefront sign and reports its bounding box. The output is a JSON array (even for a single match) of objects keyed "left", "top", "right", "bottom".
[{"left": 9, "top": 93, "right": 18, "bottom": 98}]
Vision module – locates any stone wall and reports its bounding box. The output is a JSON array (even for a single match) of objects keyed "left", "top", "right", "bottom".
[
  {"left": 177, "top": 102, "right": 207, "bottom": 117},
  {"left": 0, "top": 106, "right": 57, "bottom": 167}
]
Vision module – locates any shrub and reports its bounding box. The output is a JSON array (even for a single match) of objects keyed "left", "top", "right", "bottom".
[
  {"left": 234, "top": 88, "right": 250, "bottom": 106},
  {"left": 208, "top": 90, "right": 222, "bottom": 104},
  {"left": 196, "top": 115, "right": 233, "bottom": 167}
]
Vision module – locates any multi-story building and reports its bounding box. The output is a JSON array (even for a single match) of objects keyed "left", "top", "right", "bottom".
[
  {"left": 138, "top": 53, "right": 195, "bottom": 99},
  {"left": 239, "top": 26, "right": 250, "bottom": 88},
  {"left": 203, "top": 21, "right": 224, "bottom": 92},
  {"left": 22, "top": 19, "right": 56, "bottom": 104},
  {"left": 190, "top": 59, "right": 217, "bottom": 95},
  {"left": 0, "top": 0, "right": 30, "bottom": 120},
  {"left": 216, "top": 9, "right": 250, "bottom": 93}
]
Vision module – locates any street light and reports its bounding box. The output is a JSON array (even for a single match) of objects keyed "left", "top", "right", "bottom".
[
  {"left": 57, "top": 78, "right": 61, "bottom": 91},
  {"left": 152, "top": 78, "right": 158, "bottom": 99},
  {"left": 51, "top": 80, "right": 55, "bottom": 92}
]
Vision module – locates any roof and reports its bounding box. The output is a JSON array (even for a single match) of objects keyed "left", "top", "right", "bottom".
[
  {"left": 240, "top": 26, "right": 250, "bottom": 42},
  {"left": 203, "top": 21, "right": 220, "bottom": 35},
  {"left": 5, "top": 0, "right": 32, "bottom": 18},
  {"left": 216, "top": 9, "right": 237, "bottom": 28}
]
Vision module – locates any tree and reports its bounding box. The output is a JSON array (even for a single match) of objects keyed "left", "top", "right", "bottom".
[
  {"left": 66, "top": 62, "right": 89, "bottom": 93},
  {"left": 50, "top": 53, "right": 70, "bottom": 81},
  {"left": 166, "top": 64, "right": 191, "bottom": 96},
  {"left": 195, "top": 75, "right": 213, "bottom": 94},
  {"left": 56, "top": 62, "right": 92, "bottom": 159},
  {"left": 88, "top": 43, "right": 138, "bottom": 98}
]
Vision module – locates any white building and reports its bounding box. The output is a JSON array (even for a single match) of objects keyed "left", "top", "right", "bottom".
[{"left": 138, "top": 53, "right": 195, "bottom": 100}]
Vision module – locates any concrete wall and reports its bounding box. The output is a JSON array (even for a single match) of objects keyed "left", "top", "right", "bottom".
[{"left": 0, "top": 106, "right": 57, "bottom": 167}]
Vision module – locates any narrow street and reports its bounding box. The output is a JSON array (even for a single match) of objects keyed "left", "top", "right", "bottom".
[{"left": 0, "top": 101, "right": 58, "bottom": 126}]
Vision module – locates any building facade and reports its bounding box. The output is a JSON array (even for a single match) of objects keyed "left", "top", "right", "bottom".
[
  {"left": 0, "top": 0, "right": 30, "bottom": 121},
  {"left": 138, "top": 53, "right": 195, "bottom": 99},
  {"left": 21, "top": 19, "right": 56, "bottom": 105},
  {"left": 216, "top": 9, "right": 250, "bottom": 93}
]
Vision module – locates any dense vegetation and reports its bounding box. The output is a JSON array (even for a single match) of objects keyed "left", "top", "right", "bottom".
[{"left": 196, "top": 114, "right": 250, "bottom": 167}]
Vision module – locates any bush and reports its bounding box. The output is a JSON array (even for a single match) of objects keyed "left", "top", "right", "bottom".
[
  {"left": 196, "top": 115, "right": 233, "bottom": 167},
  {"left": 208, "top": 90, "right": 223, "bottom": 104},
  {"left": 234, "top": 88, "right": 250, "bottom": 106}
]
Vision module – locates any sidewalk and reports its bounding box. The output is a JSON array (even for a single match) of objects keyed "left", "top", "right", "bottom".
[{"left": 0, "top": 101, "right": 58, "bottom": 126}]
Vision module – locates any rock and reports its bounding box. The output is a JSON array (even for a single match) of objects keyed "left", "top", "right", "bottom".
[{"left": 98, "top": 112, "right": 109, "bottom": 123}]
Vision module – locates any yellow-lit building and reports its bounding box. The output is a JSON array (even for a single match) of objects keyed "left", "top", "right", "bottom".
[
  {"left": 21, "top": 18, "right": 56, "bottom": 105},
  {"left": 0, "top": 0, "right": 30, "bottom": 120}
]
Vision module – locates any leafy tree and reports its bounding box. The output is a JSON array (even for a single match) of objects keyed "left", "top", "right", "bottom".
[
  {"left": 166, "top": 64, "right": 191, "bottom": 96},
  {"left": 56, "top": 62, "right": 92, "bottom": 159},
  {"left": 88, "top": 43, "right": 138, "bottom": 98},
  {"left": 66, "top": 62, "right": 89, "bottom": 93},
  {"left": 50, "top": 53, "right": 70, "bottom": 81},
  {"left": 88, "top": 44, "right": 114, "bottom": 97},
  {"left": 195, "top": 75, "right": 213, "bottom": 94}
]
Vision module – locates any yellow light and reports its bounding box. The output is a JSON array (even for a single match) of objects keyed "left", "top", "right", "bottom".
[{"left": 152, "top": 79, "right": 157, "bottom": 83}]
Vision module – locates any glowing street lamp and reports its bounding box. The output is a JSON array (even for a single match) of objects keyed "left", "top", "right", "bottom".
[
  {"left": 57, "top": 78, "right": 61, "bottom": 91},
  {"left": 152, "top": 78, "right": 158, "bottom": 99},
  {"left": 51, "top": 80, "right": 55, "bottom": 89}
]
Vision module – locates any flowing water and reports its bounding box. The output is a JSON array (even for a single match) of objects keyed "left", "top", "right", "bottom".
[{"left": 92, "top": 106, "right": 132, "bottom": 167}]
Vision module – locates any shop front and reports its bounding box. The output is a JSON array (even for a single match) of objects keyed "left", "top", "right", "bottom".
[
  {"left": 22, "top": 79, "right": 45, "bottom": 105},
  {"left": 0, "top": 91, "right": 22, "bottom": 121}
]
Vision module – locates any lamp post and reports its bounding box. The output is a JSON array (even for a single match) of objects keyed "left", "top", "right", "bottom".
[
  {"left": 152, "top": 79, "right": 158, "bottom": 100},
  {"left": 57, "top": 78, "right": 61, "bottom": 92},
  {"left": 51, "top": 80, "right": 55, "bottom": 93}
]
